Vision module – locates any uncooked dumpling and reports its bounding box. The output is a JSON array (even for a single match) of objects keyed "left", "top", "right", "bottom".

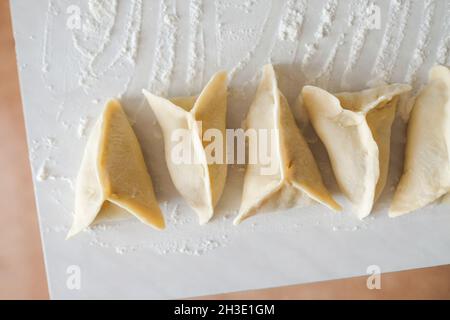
[
  {"left": 390, "top": 65, "right": 450, "bottom": 216},
  {"left": 302, "top": 83, "right": 411, "bottom": 219},
  {"left": 234, "top": 65, "right": 341, "bottom": 225},
  {"left": 68, "top": 100, "right": 165, "bottom": 238},
  {"left": 143, "top": 72, "right": 228, "bottom": 224}
]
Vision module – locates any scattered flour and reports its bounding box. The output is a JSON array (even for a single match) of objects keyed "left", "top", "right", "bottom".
[
  {"left": 341, "top": 0, "right": 375, "bottom": 88},
  {"left": 236, "top": 0, "right": 259, "bottom": 14},
  {"left": 229, "top": 0, "right": 284, "bottom": 81},
  {"left": 186, "top": 0, "right": 206, "bottom": 94},
  {"left": 77, "top": 116, "right": 90, "bottom": 138},
  {"left": 435, "top": 1, "right": 450, "bottom": 65},
  {"left": 404, "top": 0, "right": 436, "bottom": 85},
  {"left": 71, "top": 0, "right": 118, "bottom": 60},
  {"left": 278, "top": 0, "right": 308, "bottom": 42},
  {"left": 43, "top": 225, "right": 69, "bottom": 234},
  {"left": 311, "top": 33, "right": 345, "bottom": 88},
  {"left": 214, "top": 1, "right": 225, "bottom": 67},
  {"left": 29, "top": 137, "right": 57, "bottom": 161},
  {"left": 302, "top": 0, "right": 339, "bottom": 67},
  {"left": 122, "top": 0, "right": 143, "bottom": 64},
  {"left": 371, "top": 0, "right": 411, "bottom": 83},
  {"left": 36, "top": 0, "right": 448, "bottom": 258},
  {"left": 85, "top": 213, "right": 233, "bottom": 257},
  {"left": 36, "top": 160, "right": 74, "bottom": 189},
  {"left": 72, "top": 0, "right": 118, "bottom": 88},
  {"left": 148, "top": 0, "right": 178, "bottom": 95},
  {"left": 72, "top": 0, "right": 142, "bottom": 92}
]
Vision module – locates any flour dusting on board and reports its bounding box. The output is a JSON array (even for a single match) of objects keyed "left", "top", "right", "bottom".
[
  {"left": 148, "top": 0, "right": 178, "bottom": 95},
  {"left": 83, "top": 202, "right": 236, "bottom": 256},
  {"left": 36, "top": 160, "right": 74, "bottom": 189},
  {"left": 71, "top": 0, "right": 118, "bottom": 61},
  {"left": 278, "top": 0, "right": 308, "bottom": 42},
  {"left": 186, "top": 0, "right": 205, "bottom": 94},
  {"left": 341, "top": 0, "right": 374, "bottom": 89},
  {"left": 79, "top": 200, "right": 373, "bottom": 256},
  {"left": 42, "top": 0, "right": 57, "bottom": 74},
  {"left": 41, "top": 0, "right": 143, "bottom": 95},
  {"left": 436, "top": 1, "right": 450, "bottom": 66},
  {"left": 371, "top": 0, "right": 411, "bottom": 83},
  {"left": 311, "top": 33, "right": 345, "bottom": 88},
  {"left": 302, "top": 0, "right": 339, "bottom": 67},
  {"left": 404, "top": 0, "right": 436, "bottom": 86},
  {"left": 35, "top": 0, "right": 450, "bottom": 257},
  {"left": 71, "top": 0, "right": 118, "bottom": 88},
  {"left": 77, "top": 117, "right": 90, "bottom": 138},
  {"left": 75, "top": 0, "right": 143, "bottom": 91}
]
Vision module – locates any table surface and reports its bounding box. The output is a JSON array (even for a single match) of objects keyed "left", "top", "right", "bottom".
[{"left": 3, "top": 0, "right": 450, "bottom": 299}]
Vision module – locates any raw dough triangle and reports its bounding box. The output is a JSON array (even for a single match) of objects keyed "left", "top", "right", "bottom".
[
  {"left": 302, "top": 83, "right": 411, "bottom": 219},
  {"left": 68, "top": 100, "right": 165, "bottom": 238},
  {"left": 390, "top": 65, "right": 450, "bottom": 216},
  {"left": 235, "top": 65, "right": 341, "bottom": 224},
  {"left": 143, "top": 72, "right": 228, "bottom": 224}
]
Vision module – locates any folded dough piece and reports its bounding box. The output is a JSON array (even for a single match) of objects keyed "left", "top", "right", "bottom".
[
  {"left": 390, "top": 65, "right": 450, "bottom": 216},
  {"left": 234, "top": 65, "right": 341, "bottom": 224},
  {"left": 68, "top": 100, "right": 165, "bottom": 238},
  {"left": 302, "top": 83, "right": 411, "bottom": 219},
  {"left": 143, "top": 72, "right": 228, "bottom": 224}
]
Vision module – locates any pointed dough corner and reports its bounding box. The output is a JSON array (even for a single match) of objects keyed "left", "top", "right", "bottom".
[
  {"left": 68, "top": 100, "right": 164, "bottom": 238},
  {"left": 236, "top": 65, "right": 340, "bottom": 224}
]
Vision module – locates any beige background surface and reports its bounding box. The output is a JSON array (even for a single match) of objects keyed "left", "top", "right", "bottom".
[{"left": 0, "top": 0, "right": 449, "bottom": 300}]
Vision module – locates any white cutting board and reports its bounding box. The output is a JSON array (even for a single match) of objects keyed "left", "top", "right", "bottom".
[{"left": 10, "top": 0, "right": 450, "bottom": 299}]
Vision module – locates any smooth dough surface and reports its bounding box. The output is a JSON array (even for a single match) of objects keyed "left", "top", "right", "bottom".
[
  {"left": 143, "top": 72, "right": 228, "bottom": 224},
  {"left": 390, "top": 65, "right": 450, "bottom": 216},
  {"left": 235, "top": 65, "right": 341, "bottom": 224},
  {"left": 302, "top": 83, "right": 411, "bottom": 219},
  {"left": 68, "top": 100, "right": 164, "bottom": 238}
]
